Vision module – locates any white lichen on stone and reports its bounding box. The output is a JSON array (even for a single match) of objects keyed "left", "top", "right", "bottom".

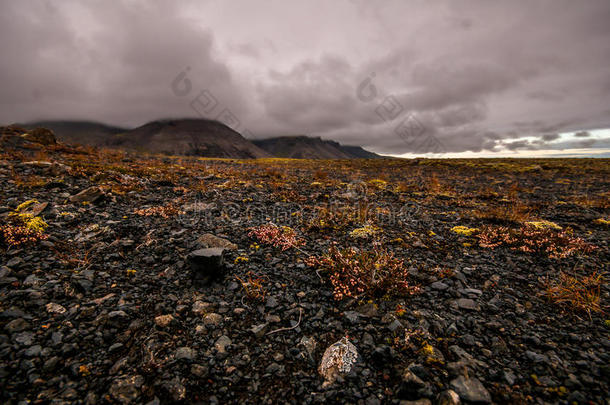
[{"left": 318, "top": 336, "right": 359, "bottom": 386}]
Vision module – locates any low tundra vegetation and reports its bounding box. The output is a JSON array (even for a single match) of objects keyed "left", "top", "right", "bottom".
[
  {"left": 306, "top": 242, "right": 420, "bottom": 301},
  {"left": 248, "top": 223, "right": 303, "bottom": 251},
  {"left": 1, "top": 200, "right": 49, "bottom": 248},
  {"left": 478, "top": 224, "right": 596, "bottom": 259},
  {"left": 543, "top": 271, "right": 606, "bottom": 317}
]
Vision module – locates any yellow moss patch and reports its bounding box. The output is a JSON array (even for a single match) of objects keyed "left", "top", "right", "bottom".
[
  {"left": 451, "top": 226, "right": 478, "bottom": 236},
  {"left": 349, "top": 224, "right": 381, "bottom": 239},
  {"left": 594, "top": 218, "right": 610, "bottom": 226},
  {"left": 526, "top": 220, "right": 562, "bottom": 230},
  {"left": 234, "top": 256, "right": 249, "bottom": 264},
  {"left": 15, "top": 199, "right": 39, "bottom": 212}
]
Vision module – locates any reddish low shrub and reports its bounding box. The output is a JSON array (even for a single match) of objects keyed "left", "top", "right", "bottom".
[
  {"left": 306, "top": 243, "right": 420, "bottom": 300},
  {"left": 248, "top": 223, "right": 302, "bottom": 251},
  {"left": 478, "top": 224, "right": 596, "bottom": 259}
]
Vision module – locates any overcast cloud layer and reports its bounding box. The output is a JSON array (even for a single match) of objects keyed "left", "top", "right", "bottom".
[{"left": 1, "top": 0, "right": 610, "bottom": 155}]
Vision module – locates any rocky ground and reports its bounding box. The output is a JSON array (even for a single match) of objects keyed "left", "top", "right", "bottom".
[{"left": 0, "top": 127, "right": 609, "bottom": 404}]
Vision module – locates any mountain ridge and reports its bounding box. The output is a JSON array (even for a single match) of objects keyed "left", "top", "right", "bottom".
[{"left": 22, "top": 119, "right": 382, "bottom": 159}]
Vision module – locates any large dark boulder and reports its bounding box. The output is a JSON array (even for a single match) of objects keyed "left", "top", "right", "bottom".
[
  {"left": 21, "top": 128, "right": 57, "bottom": 145},
  {"left": 187, "top": 248, "right": 226, "bottom": 285}
]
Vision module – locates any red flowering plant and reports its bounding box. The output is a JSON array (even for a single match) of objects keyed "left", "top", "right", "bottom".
[
  {"left": 305, "top": 242, "right": 420, "bottom": 300},
  {"left": 478, "top": 224, "right": 596, "bottom": 259},
  {"left": 247, "top": 223, "right": 303, "bottom": 251}
]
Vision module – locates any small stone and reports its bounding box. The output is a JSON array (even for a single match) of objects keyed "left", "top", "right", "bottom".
[
  {"left": 163, "top": 377, "right": 186, "bottom": 402},
  {"left": 6, "top": 257, "right": 23, "bottom": 268},
  {"left": 51, "top": 332, "right": 63, "bottom": 346},
  {"left": 46, "top": 302, "right": 67, "bottom": 314},
  {"left": 109, "top": 375, "right": 144, "bottom": 404},
  {"left": 447, "top": 323, "right": 459, "bottom": 335},
  {"left": 250, "top": 323, "right": 268, "bottom": 338},
  {"left": 191, "top": 364, "right": 209, "bottom": 378},
  {"left": 525, "top": 350, "right": 548, "bottom": 363},
  {"left": 69, "top": 186, "right": 105, "bottom": 204},
  {"left": 108, "top": 310, "right": 129, "bottom": 323},
  {"left": 175, "top": 347, "right": 195, "bottom": 361},
  {"left": 344, "top": 311, "right": 361, "bottom": 323},
  {"left": 437, "top": 389, "right": 461, "bottom": 405},
  {"left": 296, "top": 291, "right": 307, "bottom": 298},
  {"left": 5, "top": 318, "right": 30, "bottom": 333},
  {"left": 502, "top": 370, "right": 516, "bottom": 385},
  {"left": 203, "top": 313, "right": 222, "bottom": 326},
  {"left": 266, "top": 296, "right": 278, "bottom": 308},
  {"left": 192, "top": 301, "right": 211, "bottom": 316},
  {"left": 450, "top": 376, "right": 491, "bottom": 404},
  {"left": 388, "top": 319, "right": 405, "bottom": 334},
  {"left": 15, "top": 332, "right": 34, "bottom": 345},
  {"left": 154, "top": 314, "right": 175, "bottom": 328},
  {"left": 456, "top": 298, "right": 478, "bottom": 311},
  {"left": 214, "top": 335, "right": 232, "bottom": 353},
  {"left": 25, "top": 345, "right": 42, "bottom": 357},
  {"left": 109, "top": 343, "right": 124, "bottom": 353},
  {"left": 356, "top": 302, "right": 379, "bottom": 317},
  {"left": 299, "top": 336, "right": 317, "bottom": 359},
  {"left": 431, "top": 281, "right": 449, "bottom": 290},
  {"left": 462, "top": 288, "right": 483, "bottom": 296},
  {"left": 43, "top": 356, "right": 61, "bottom": 372},
  {"left": 23, "top": 274, "right": 43, "bottom": 287},
  {"left": 196, "top": 233, "right": 238, "bottom": 250},
  {"left": 265, "top": 314, "right": 281, "bottom": 323},
  {"left": 265, "top": 362, "right": 282, "bottom": 374}
]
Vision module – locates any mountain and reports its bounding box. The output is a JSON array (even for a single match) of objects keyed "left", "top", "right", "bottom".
[
  {"left": 22, "top": 120, "right": 126, "bottom": 146},
  {"left": 18, "top": 119, "right": 382, "bottom": 159},
  {"left": 252, "top": 136, "right": 381, "bottom": 159},
  {"left": 109, "top": 119, "right": 271, "bottom": 158}
]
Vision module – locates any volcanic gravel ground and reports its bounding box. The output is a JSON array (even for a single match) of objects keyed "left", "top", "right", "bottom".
[{"left": 0, "top": 139, "right": 608, "bottom": 404}]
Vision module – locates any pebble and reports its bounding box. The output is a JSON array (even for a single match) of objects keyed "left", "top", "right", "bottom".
[
  {"left": 450, "top": 376, "right": 491, "bottom": 403},
  {"left": 214, "top": 335, "right": 232, "bottom": 353},
  {"left": 154, "top": 314, "right": 175, "bottom": 328},
  {"left": 456, "top": 298, "right": 478, "bottom": 311}
]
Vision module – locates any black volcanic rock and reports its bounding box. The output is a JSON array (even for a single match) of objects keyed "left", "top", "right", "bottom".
[
  {"left": 187, "top": 247, "right": 226, "bottom": 285},
  {"left": 252, "top": 135, "right": 381, "bottom": 159},
  {"left": 110, "top": 119, "right": 271, "bottom": 158}
]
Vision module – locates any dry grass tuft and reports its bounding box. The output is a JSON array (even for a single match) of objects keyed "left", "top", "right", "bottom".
[
  {"left": 543, "top": 272, "right": 605, "bottom": 317},
  {"left": 236, "top": 272, "right": 267, "bottom": 301}
]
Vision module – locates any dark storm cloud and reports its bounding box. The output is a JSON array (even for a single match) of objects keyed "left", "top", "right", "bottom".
[
  {"left": 1, "top": 0, "right": 610, "bottom": 155},
  {"left": 542, "top": 133, "right": 560, "bottom": 142},
  {"left": 0, "top": 1, "right": 245, "bottom": 126},
  {"left": 574, "top": 131, "right": 591, "bottom": 138}
]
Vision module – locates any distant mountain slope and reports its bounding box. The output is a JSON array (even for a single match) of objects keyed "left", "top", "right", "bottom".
[
  {"left": 18, "top": 120, "right": 382, "bottom": 159},
  {"left": 110, "top": 119, "right": 271, "bottom": 158},
  {"left": 252, "top": 136, "right": 381, "bottom": 159},
  {"left": 23, "top": 120, "right": 126, "bottom": 146}
]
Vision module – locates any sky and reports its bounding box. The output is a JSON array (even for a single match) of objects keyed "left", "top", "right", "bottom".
[{"left": 1, "top": 0, "right": 610, "bottom": 157}]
